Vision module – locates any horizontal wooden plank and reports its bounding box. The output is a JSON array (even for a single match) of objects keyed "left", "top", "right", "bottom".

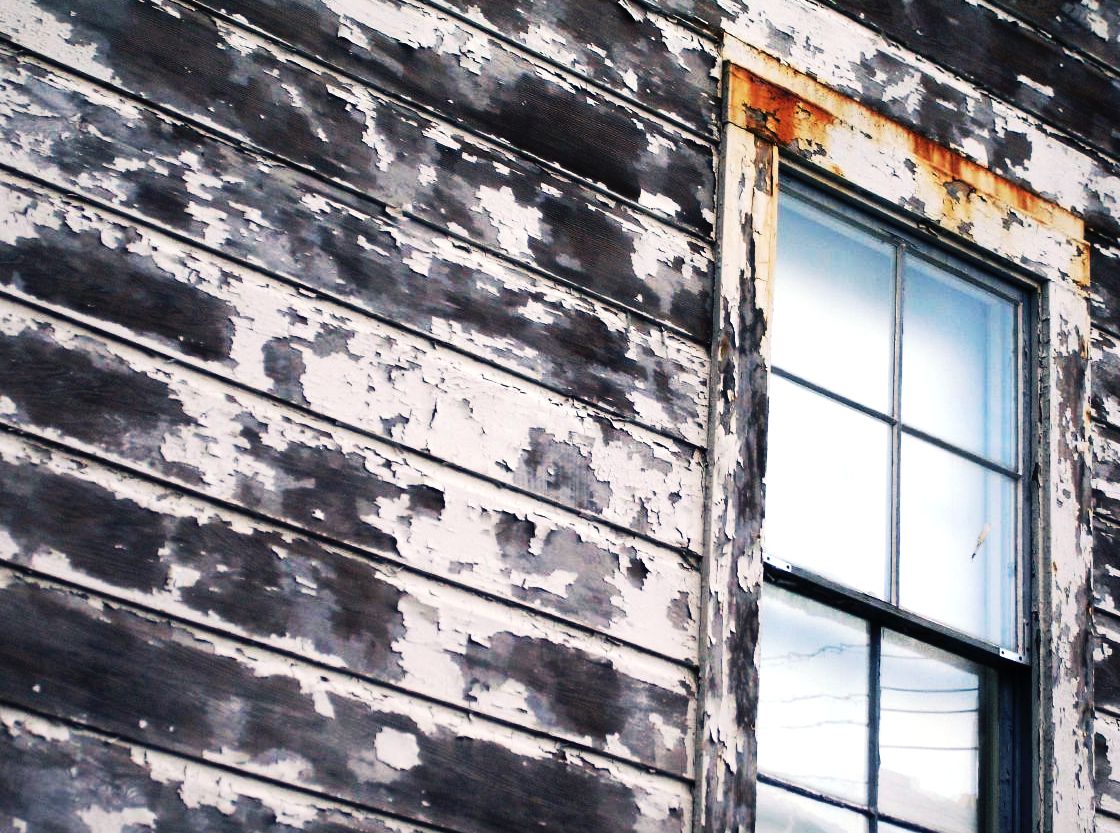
[
  {"left": 1093, "top": 422, "right": 1120, "bottom": 526},
  {"left": 1096, "top": 615, "right": 1120, "bottom": 715},
  {"left": 1094, "top": 330, "right": 1120, "bottom": 431},
  {"left": 813, "top": 0, "right": 1120, "bottom": 162},
  {"left": 0, "top": 570, "right": 692, "bottom": 833},
  {"left": 0, "top": 432, "right": 695, "bottom": 773},
  {"left": 1098, "top": 710, "right": 1120, "bottom": 819},
  {"left": 0, "top": 302, "right": 700, "bottom": 658},
  {"left": 0, "top": 0, "right": 717, "bottom": 255},
  {"left": 0, "top": 13, "right": 714, "bottom": 340},
  {"left": 1092, "top": 232, "right": 1120, "bottom": 335},
  {"left": 1094, "top": 518, "right": 1120, "bottom": 617},
  {"left": 0, "top": 53, "right": 711, "bottom": 439},
  {"left": 0, "top": 178, "right": 706, "bottom": 527},
  {"left": 0, "top": 297, "right": 702, "bottom": 550},
  {"left": 1, "top": 705, "right": 432, "bottom": 833},
  {"left": 196, "top": 0, "right": 718, "bottom": 144},
  {"left": 991, "top": 0, "right": 1120, "bottom": 78}
]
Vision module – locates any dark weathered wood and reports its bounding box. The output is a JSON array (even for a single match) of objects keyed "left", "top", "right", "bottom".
[
  {"left": 810, "top": 0, "right": 1120, "bottom": 162},
  {"left": 0, "top": 0, "right": 716, "bottom": 238},
  {"left": 196, "top": 0, "right": 719, "bottom": 140},
  {"left": 654, "top": 0, "right": 1120, "bottom": 165},
  {"left": 1099, "top": 712, "right": 1120, "bottom": 818},
  {"left": 0, "top": 54, "right": 712, "bottom": 436},
  {"left": 1094, "top": 330, "right": 1120, "bottom": 431},
  {"left": 993, "top": 0, "right": 1120, "bottom": 75},
  {"left": 1094, "top": 518, "right": 1120, "bottom": 617},
  {"left": 694, "top": 123, "right": 777, "bottom": 833},
  {"left": 0, "top": 298, "right": 703, "bottom": 550},
  {"left": 0, "top": 302, "right": 701, "bottom": 658},
  {"left": 0, "top": 706, "right": 429, "bottom": 833},
  {"left": 0, "top": 571, "right": 691, "bottom": 833},
  {"left": 1097, "top": 615, "right": 1120, "bottom": 716},
  {"left": 1092, "top": 232, "right": 1120, "bottom": 336},
  {"left": 0, "top": 39, "right": 717, "bottom": 338},
  {"left": 0, "top": 432, "right": 695, "bottom": 773},
  {"left": 0, "top": 178, "right": 707, "bottom": 525},
  {"left": 1095, "top": 422, "right": 1120, "bottom": 526}
]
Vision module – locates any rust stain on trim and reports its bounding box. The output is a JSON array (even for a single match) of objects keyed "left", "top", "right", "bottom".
[
  {"left": 725, "top": 63, "right": 1087, "bottom": 287},
  {"left": 726, "top": 66, "right": 836, "bottom": 147}
]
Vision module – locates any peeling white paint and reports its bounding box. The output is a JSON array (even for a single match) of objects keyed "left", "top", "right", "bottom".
[
  {"left": 77, "top": 806, "right": 157, "bottom": 833},
  {"left": 0, "top": 4, "right": 113, "bottom": 82},
  {"left": 1016, "top": 73, "right": 1055, "bottom": 98},
  {"left": 719, "top": 0, "right": 1120, "bottom": 223},
  {"left": 476, "top": 185, "right": 543, "bottom": 260},
  {"left": 375, "top": 727, "right": 421, "bottom": 771},
  {"left": 1, "top": 706, "right": 71, "bottom": 742}
]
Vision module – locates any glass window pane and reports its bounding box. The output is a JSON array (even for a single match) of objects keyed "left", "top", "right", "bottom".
[
  {"left": 758, "top": 586, "right": 870, "bottom": 802},
  {"left": 772, "top": 191, "right": 896, "bottom": 412},
  {"left": 766, "top": 375, "right": 892, "bottom": 598},
  {"left": 756, "top": 783, "right": 868, "bottom": 833},
  {"left": 901, "top": 257, "right": 1017, "bottom": 467},
  {"left": 898, "top": 435, "right": 1017, "bottom": 647},
  {"left": 878, "top": 631, "right": 982, "bottom": 833}
]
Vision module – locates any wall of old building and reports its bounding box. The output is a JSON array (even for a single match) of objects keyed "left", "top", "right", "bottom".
[{"left": 0, "top": 0, "right": 1115, "bottom": 831}]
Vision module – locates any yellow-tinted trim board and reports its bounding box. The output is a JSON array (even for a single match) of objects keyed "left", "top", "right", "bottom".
[{"left": 722, "top": 41, "right": 1088, "bottom": 290}]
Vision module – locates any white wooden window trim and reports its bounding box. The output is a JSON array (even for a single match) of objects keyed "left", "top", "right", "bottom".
[{"left": 695, "top": 32, "right": 1094, "bottom": 833}]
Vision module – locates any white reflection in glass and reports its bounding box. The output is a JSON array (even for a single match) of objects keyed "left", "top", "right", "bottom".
[
  {"left": 756, "top": 783, "right": 867, "bottom": 833},
  {"left": 901, "top": 257, "right": 1016, "bottom": 467},
  {"left": 758, "top": 586, "right": 869, "bottom": 801},
  {"left": 878, "top": 631, "right": 981, "bottom": 833},
  {"left": 899, "top": 435, "right": 1016, "bottom": 647},
  {"left": 772, "top": 191, "right": 896, "bottom": 412},
  {"left": 766, "top": 376, "right": 892, "bottom": 598}
]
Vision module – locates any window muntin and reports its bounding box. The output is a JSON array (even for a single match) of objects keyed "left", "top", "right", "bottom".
[
  {"left": 758, "top": 177, "right": 1030, "bottom": 833},
  {"left": 765, "top": 180, "right": 1025, "bottom": 650},
  {"left": 758, "top": 585, "right": 986, "bottom": 833}
]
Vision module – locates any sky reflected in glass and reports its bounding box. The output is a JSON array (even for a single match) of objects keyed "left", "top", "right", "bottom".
[
  {"left": 756, "top": 783, "right": 867, "bottom": 833},
  {"left": 899, "top": 434, "right": 1017, "bottom": 648},
  {"left": 879, "top": 631, "right": 981, "bottom": 833},
  {"left": 772, "top": 192, "right": 895, "bottom": 412},
  {"left": 902, "top": 257, "right": 1017, "bottom": 467},
  {"left": 765, "top": 375, "right": 892, "bottom": 598},
  {"left": 758, "top": 585, "right": 869, "bottom": 801}
]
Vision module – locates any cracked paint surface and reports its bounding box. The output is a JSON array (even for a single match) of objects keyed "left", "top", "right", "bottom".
[{"left": 1, "top": 0, "right": 1118, "bottom": 829}]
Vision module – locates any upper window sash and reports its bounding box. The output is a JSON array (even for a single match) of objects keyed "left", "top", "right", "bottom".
[{"left": 764, "top": 176, "right": 1028, "bottom": 652}]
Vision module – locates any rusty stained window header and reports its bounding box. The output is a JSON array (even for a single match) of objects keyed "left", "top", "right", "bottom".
[
  {"left": 698, "top": 34, "right": 1097, "bottom": 833},
  {"left": 721, "top": 54, "right": 1088, "bottom": 292}
]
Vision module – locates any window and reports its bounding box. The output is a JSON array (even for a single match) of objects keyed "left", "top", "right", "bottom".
[{"left": 754, "top": 177, "right": 1031, "bottom": 833}]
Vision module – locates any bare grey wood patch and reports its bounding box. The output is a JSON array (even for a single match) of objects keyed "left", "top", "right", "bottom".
[
  {"left": 0, "top": 178, "right": 707, "bottom": 540},
  {"left": 0, "top": 570, "right": 693, "bottom": 833},
  {"left": 0, "top": 0, "right": 716, "bottom": 333},
  {"left": 0, "top": 704, "right": 436, "bottom": 833},
  {"left": 0, "top": 300, "right": 701, "bottom": 658},
  {"left": 0, "top": 55, "right": 712, "bottom": 441},
  {"left": 0, "top": 433, "right": 696, "bottom": 773}
]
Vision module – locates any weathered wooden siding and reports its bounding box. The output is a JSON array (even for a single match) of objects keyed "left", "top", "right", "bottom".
[
  {"left": 0, "top": 0, "right": 1118, "bottom": 830},
  {"left": 0, "top": 0, "right": 714, "bottom": 827}
]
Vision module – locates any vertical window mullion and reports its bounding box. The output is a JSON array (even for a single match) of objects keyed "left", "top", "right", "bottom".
[
  {"left": 868, "top": 623, "right": 882, "bottom": 831},
  {"left": 889, "top": 243, "right": 906, "bottom": 606},
  {"left": 1015, "top": 301, "right": 1027, "bottom": 653}
]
